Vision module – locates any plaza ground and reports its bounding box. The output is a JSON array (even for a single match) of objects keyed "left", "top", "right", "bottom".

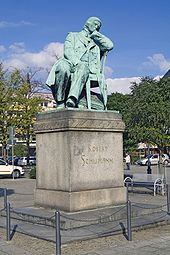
[{"left": 0, "top": 164, "right": 170, "bottom": 254}]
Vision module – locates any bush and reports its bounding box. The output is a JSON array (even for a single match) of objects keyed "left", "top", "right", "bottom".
[
  {"left": 131, "top": 155, "right": 139, "bottom": 164},
  {"left": 14, "top": 144, "right": 28, "bottom": 157},
  {"left": 29, "top": 167, "right": 36, "bottom": 179}
]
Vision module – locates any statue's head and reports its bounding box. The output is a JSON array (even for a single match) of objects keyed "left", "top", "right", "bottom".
[{"left": 84, "top": 17, "right": 102, "bottom": 33}]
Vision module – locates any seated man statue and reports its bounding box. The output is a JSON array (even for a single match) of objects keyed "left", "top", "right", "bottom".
[{"left": 46, "top": 16, "right": 113, "bottom": 109}]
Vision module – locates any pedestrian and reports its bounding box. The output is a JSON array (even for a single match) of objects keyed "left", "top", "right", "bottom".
[{"left": 125, "top": 153, "right": 131, "bottom": 170}]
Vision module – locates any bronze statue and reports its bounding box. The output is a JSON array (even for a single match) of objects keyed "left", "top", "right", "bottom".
[{"left": 46, "top": 17, "right": 113, "bottom": 110}]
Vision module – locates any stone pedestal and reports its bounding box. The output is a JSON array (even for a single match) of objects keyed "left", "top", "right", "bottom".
[{"left": 34, "top": 109, "right": 126, "bottom": 212}]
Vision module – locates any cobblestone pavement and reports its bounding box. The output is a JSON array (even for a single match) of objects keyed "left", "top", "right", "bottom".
[
  {"left": 0, "top": 165, "right": 170, "bottom": 254},
  {"left": 0, "top": 224, "right": 170, "bottom": 254}
]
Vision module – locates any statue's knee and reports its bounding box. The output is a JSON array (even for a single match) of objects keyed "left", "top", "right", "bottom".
[
  {"left": 56, "top": 62, "right": 71, "bottom": 77},
  {"left": 76, "top": 62, "right": 89, "bottom": 75}
]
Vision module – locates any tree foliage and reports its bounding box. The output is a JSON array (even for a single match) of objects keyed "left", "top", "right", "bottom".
[
  {"left": 0, "top": 64, "right": 44, "bottom": 158},
  {"left": 0, "top": 64, "right": 15, "bottom": 147},
  {"left": 107, "top": 76, "right": 170, "bottom": 152},
  {"left": 13, "top": 71, "right": 43, "bottom": 157}
]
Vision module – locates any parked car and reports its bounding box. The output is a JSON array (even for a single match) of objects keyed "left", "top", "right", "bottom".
[
  {"left": 0, "top": 159, "right": 24, "bottom": 178},
  {"left": 6, "top": 156, "right": 21, "bottom": 166},
  {"left": 136, "top": 154, "right": 170, "bottom": 166},
  {"left": 18, "top": 156, "right": 36, "bottom": 166},
  {"left": 162, "top": 154, "right": 170, "bottom": 165},
  {"left": 14, "top": 156, "right": 21, "bottom": 166}
]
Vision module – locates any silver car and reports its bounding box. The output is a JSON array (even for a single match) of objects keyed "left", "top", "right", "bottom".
[
  {"left": 137, "top": 154, "right": 169, "bottom": 166},
  {"left": 18, "top": 156, "right": 36, "bottom": 166}
]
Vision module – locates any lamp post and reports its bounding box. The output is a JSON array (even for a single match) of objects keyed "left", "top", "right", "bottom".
[
  {"left": 147, "top": 144, "right": 152, "bottom": 174},
  {"left": 7, "top": 127, "right": 16, "bottom": 179}
]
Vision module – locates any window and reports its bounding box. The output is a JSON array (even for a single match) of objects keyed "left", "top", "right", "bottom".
[{"left": 0, "top": 160, "right": 6, "bottom": 165}]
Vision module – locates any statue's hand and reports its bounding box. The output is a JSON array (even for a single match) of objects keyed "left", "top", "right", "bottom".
[
  {"left": 70, "top": 63, "right": 78, "bottom": 73},
  {"left": 90, "top": 30, "right": 101, "bottom": 39}
]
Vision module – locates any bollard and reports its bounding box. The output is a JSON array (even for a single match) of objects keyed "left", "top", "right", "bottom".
[
  {"left": 126, "top": 183, "right": 129, "bottom": 202},
  {"left": 127, "top": 200, "right": 132, "bottom": 241},
  {"left": 164, "top": 165, "right": 167, "bottom": 190},
  {"left": 55, "top": 211, "right": 61, "bottom": 255},
  {"left": 167, "top": 184, "right": 170, "bottom": 215},
  {"left": 6, "top": 202, "right": 11, "bottom": 241},
  {"left": 4, "top": 188, "right": 7, "bottom": 210}
]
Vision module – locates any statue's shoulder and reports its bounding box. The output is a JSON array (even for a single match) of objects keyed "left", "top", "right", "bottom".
[
  {"left": 67, "top": 32, "right": 78, "bottom": 37},
  {"left": 65, "top": 32, "right": 80, "bottom": 43}
]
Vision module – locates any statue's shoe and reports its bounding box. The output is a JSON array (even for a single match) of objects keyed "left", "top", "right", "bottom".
[{"left": 66, "top": 98, "right": 75, "bottom": 107}]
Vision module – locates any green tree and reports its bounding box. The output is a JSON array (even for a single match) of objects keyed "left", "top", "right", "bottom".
[
  {"left": 0, "top": 64, "right": 44, "bottom": 160},
  {"left": 0, "top": 64, "right": 16, "bottom": 158},
  {"left": 14, "top": 144, "right": 28, "bottom": 157},
  {"left": 129, "top": 77, "right": 170, "bottom": 151},
  {"left": 107, "top": 77, "right": 170, "bottom": 153},
  {"left": 107, "top": 92, "right": 135, "bottom": 151},
  {"left": 11, "top": 70, "right": 43, "bottom": 161}
]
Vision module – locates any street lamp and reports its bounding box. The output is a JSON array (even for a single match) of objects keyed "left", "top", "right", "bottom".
[
  {"left": 7, "top": 126, "right": 16, "bottom": 180},
  {"left": 147, "top": 144, "right": 152, "bottom": 174}
]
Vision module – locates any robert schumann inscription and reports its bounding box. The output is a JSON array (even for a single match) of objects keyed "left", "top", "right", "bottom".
[{"left": 81, "top": 145, "right": 114, "bottom": 166}]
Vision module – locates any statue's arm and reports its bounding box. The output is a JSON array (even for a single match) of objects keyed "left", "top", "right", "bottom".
[
  {"left": 90, "top": 31, "right": 114, "bottom": 52},
  {"left": 64, "top": 32, "right": 80, "bottom": 66}
]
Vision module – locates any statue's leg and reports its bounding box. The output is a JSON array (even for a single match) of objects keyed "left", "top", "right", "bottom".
[
  {"left": 66, "top": 62, "right": 89, "bottom": 107},
  {"left": 55, "top": 60, "right": 71, "bottom": 107}
]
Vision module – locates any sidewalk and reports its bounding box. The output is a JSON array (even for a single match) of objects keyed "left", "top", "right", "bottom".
[
  {"left": 78, "top": 234, "right": 170, "bottom": 255},
  {"left": 0, "top": 240, "right": 33, "bottom": 255},
  {"left": 0, "top": 222, "right": 170, "bottom": 255}
]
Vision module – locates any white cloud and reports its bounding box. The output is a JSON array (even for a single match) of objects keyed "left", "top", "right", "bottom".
[
  {"left": 154, "top": 75, "right": 162, "bottom": 80},
  {"left": 92, "top": 77, "right": 141, "bottom": 95},
  {"left": 106, "top": 74, "right": 163, "bottom": 95},
  {"left": 9, "top": 42, "right": 26, "bottom": 53},
  {"left": 0, "top": 20, "right": 34, "bottom": 28},
  {"left": 3, "top": 42, "right": 166, "bottom": 95},
  {"left": 4, "top": 42, "right": 64, "bottom": 70},
  {"left": 147, "top": 54, "right": 170, "bottom": 72},
  {"left": 106, "top": 77, "right": 141, "bottom": 94},
  {"left": 0, "top": 45, "right": 6, "bottom": 53},
  {"left": 2, "top": 41, "right": 141, "bottom": 94},
  {"left": 104, "top": 66, "right": 113, "bottom": 78}
]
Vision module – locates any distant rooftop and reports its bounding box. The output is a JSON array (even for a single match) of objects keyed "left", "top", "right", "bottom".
[{"left": 163, "top": 69, "right": 170, "bottom": 78}]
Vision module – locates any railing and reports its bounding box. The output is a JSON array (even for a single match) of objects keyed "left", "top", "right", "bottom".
[{"left": 1, "top": 185, "right": 170, "bottom": 255}]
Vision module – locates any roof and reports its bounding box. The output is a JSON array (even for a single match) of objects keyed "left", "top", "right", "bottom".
[{"left": 163, "top": 69, "right": 170, "bottom": 78}]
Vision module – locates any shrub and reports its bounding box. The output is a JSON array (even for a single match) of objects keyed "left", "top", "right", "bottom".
[{"left": 29, "top": 167, "right": 36, "bottom": 179}]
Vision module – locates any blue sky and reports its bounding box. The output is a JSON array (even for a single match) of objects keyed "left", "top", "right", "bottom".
[{"left": 1, "top": 0, "right": 170, "bottom": 94}]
